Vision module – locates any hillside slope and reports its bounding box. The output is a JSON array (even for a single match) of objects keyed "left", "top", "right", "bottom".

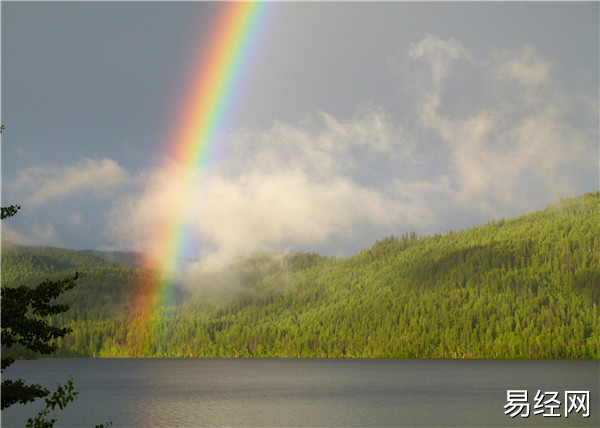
[{"left": 2, "top": 192, "right": 599, "bottom": 358}]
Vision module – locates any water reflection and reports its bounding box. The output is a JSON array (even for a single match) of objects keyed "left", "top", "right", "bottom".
[{"left": 2, "top": 359, "right": 598, "bottom": 427}]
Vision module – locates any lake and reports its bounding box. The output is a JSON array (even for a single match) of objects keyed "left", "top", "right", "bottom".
[{"left": 1, "top": 359, "right": 598, "bottom": 427}]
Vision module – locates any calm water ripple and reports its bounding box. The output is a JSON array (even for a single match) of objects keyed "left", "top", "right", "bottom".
[{"left": 1, "top": 359, "right": 598, "bottom": 427}]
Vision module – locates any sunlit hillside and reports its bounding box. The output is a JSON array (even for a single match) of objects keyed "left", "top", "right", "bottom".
[{"left": 2, "top": 192, "right": 599, "bottom": 359}]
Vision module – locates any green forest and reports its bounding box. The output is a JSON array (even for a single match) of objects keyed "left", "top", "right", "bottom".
[{"left": 2, "top": 192, "right": 599, "bottom": 359}]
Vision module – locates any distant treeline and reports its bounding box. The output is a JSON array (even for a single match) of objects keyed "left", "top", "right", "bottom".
[{"left": 2, "top": 192, "right": 599, "bottom": 359}]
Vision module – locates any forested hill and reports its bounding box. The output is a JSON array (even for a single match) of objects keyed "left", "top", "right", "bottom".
[{"left": 2, "top": 192, "right": 599, "bottom": 359}]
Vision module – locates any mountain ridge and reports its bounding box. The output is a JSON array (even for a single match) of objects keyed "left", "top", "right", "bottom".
[{"left": 2, "top": 191, "right": 599, "bottom": 358}]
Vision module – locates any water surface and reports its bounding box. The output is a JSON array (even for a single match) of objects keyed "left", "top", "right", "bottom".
[{"left": 2, "top": 359, "right": 597, "bottom": 427}]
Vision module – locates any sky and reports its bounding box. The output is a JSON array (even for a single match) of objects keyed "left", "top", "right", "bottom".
[{"left": 1, "top": 1, "right": 598, "bottom": 262}]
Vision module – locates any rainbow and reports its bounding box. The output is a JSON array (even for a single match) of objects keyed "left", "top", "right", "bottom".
[{"left": 129, "top": 2, "right": 270, "bottom": 353}]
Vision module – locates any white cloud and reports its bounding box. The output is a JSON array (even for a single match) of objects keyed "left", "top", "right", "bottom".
[
  {"left": 192, "top": 170, "right": 403, "bottom": 256},
  {"left": 106, "top": 34, "right": 596, "bottom": 276},
  {"left": 13, "top": 158, "right": 129, "bottom": 205},
  {"left": 496, "top": 45, "right": 551, "bottom": 87},
  {"left": 406, "top": 36, "right": 596, "bottom": 217},
  {"left": 407, "top": 35, "right": 477, "bottom": 126},
  {"left": 408, "top": 35, "right": 475, "bottom": 89},
  {"left": 106, "top": 162, "right": 201, "bottom": 264},
  {"left": 1, "top": 224, "right": 31, "bottom": 245},
  {"left": 222, "top": 105, "right": 411, "bottom": 180},
  {"left": 107, "top": 105, "right": 424, "bottom": 265},
  {"left": 1, "top": 222, "right": 60, "bottom": 246}
]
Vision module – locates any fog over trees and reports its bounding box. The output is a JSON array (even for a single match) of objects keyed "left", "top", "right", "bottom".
[{"left": 2, "top": 192, "right": 599, "bottom": 359}]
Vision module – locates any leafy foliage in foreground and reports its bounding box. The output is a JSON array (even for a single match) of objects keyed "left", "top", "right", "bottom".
[
  {"left": 1, "top": 274, "right": 80, "bottom": 410},
  {"left": 24, "top": 378, "right": 78, "bottom": 428},
  {"left": 1, "top": 203, "right": 84, "bottom": 427},
  {"left": 2, "top": 192, "right": 599, "bottom": 359}
]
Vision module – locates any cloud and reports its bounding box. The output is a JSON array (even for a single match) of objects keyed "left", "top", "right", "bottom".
[
  {"left": 1, "top": 222, "right": 60, "bottom": 246},
  {"left": 12, "top": 158, "right": 129, "bottom": 205},
  {"left": 408, "top": 35, "right": 475, "bottom": 88},
  {"left": 1, "top": 224, "right": 31, "bottom": 245},
  {"left": 106, "top": 34, "right": 596, "bottom": 275},
  {"left": 191, "top": 170, "right": 403, "bottom": 256},
  {"left": 108, "top": 106, "right": 422, "bottom": 263},
  {"left": 222, "top": 105, "right": 412, "bottom": 180},
  {"left": 407, "top": 35, "right": 477, "bottom": 126},
  {"left": 496, "top": 45, "right": 551, "bottom": 87},
  {"left": 406, "top": 36, "right": 596, "bottom": 217}
]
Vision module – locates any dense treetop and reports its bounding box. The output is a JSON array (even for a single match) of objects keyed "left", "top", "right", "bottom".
[{"left": 2, "top": 192, "right": 599, "bottom": 359}]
